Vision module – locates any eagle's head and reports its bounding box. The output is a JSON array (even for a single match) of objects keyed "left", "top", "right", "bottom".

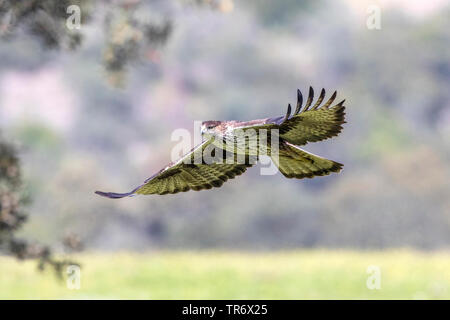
[{"left": 201, "top": 120, "right": 223, "bottom": 138}]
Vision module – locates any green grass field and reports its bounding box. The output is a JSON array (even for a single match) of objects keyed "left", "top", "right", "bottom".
[{"left": 1, "top": 250, "right": 450, "bottom": 299}]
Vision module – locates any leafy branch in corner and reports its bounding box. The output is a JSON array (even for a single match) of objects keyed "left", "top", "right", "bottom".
[{"left": 0, "top": 134, "right": 80, "bottom": 279}]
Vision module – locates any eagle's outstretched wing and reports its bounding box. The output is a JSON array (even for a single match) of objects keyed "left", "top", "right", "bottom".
[
  {"left": 234, "top": 87, "right": 346, "bottom": 146},
  {"left": 95, "top": 139, "right": 252, "bottom": 198},
  {"left": 273, "top": 87, "right": 346, "bottom": 146}
]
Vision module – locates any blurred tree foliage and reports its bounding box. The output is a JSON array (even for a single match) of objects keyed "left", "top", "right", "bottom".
[
  {"left": 0, "top": 134, "right": 78, "bottom": 277},
  {"left": 245, "top": 0, "right": 317, "bottom": 26},
  {"left": 0, "top": 0, "right": 88, "bottom": 49},
  {"left": 0, "top": 0, "right": 233, "bottom": 86}
]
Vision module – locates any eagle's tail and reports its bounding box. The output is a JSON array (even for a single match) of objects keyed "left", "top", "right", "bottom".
[{"left": 271, "top": 142, "right": 343, "bottom": 179}]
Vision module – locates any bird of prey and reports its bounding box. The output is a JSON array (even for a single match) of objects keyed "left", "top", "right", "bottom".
[{"left": 95, "top": 87, "right": 346, "bottom": 199}]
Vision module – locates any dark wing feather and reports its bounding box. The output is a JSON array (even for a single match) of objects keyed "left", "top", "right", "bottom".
[
  {"left": 95, "top": 139, "right": 252, "bottom": 198},
  {"left": 267, "top": 87, "right": 346, "bottom": 146}
]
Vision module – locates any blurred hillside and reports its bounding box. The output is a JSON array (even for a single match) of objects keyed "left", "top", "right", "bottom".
[{"left": 0, "top": 0, "right": 449, "bottom": 251}]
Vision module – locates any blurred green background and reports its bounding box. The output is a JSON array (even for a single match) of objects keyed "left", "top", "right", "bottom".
[{"left": 0, "top": 0, "right": 449, "bottom": 299}]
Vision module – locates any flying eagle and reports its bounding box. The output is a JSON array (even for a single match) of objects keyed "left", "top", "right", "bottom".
[{"left": 95, "top": 87, "right": 346, "bottom": 198}]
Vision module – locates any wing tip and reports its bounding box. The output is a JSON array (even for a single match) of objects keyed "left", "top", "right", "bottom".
[
  {"left": 282, "top": 103, "right": 292, "bottom": 122},
  {"left": 295, "top": 89, "right": 303, "bottom": 115},
  {"left": 95, "top": 190, "right": 135, "bottom": 199}
]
